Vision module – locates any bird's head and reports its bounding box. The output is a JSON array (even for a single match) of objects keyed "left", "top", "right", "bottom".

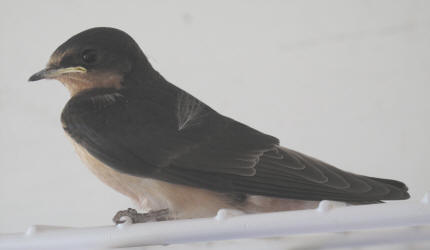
[{"left": 29, "top": 27, "right": 152, "bottom": 96}]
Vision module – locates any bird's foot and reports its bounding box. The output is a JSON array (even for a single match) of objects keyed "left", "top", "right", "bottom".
[{"left": 113, "top": 208, "right": 170, "bottom": 224}]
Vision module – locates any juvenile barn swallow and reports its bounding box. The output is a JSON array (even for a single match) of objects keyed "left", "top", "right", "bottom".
[{"left": 29, "top": 27, "right": 409, "bottom": 223}]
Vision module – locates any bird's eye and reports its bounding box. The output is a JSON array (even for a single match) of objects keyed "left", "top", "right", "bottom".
[{"left": 81, "top": 49, "right": 97, "bottom": 64}]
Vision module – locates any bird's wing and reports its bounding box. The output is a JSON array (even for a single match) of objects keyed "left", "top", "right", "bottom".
[
  {"left": 62, "top": 87, "right": 278, "bottom": 176},
  {"left": 62, "top": 88, "right": 409, "bottom": 202}
]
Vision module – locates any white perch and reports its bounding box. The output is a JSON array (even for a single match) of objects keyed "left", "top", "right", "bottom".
[{"left": 1, "top": 198, "right": 430, "bottom": 250}]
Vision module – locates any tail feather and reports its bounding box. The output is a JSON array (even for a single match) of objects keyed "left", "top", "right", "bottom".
[
  {"left": 368, "top": 177, "right": 409, "bottom": 191},
  {"left": 348, "top": 177, "right": 409, "bottom": 205},
  {"left": 365, "top": 176, "right": 410, "bottom": 200}
]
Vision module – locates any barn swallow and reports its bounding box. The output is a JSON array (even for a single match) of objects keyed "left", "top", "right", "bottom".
[{"left": 29, "top": 27, "right": 409, "bottom": 223}]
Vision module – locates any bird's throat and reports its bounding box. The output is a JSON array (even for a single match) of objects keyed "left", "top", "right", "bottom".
[{"left": 57, "top": 72, "right": 123, "bottom": 96}]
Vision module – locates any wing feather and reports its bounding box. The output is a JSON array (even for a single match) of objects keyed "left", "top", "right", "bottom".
[{"left": 62, "top": 87, "right": 409, "bottom": 202}]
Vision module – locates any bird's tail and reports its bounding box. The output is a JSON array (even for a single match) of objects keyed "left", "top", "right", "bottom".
[
  {"left": 348, "top": 176, "right": 410, "bottom": 204},
  {"left": 367, "top": 177, "right": 409, "bottom": 192}
]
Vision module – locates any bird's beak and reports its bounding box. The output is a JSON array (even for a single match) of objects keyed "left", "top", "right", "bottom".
[{"left": 28, "top": 66, "right": 87, "bottom": 82}]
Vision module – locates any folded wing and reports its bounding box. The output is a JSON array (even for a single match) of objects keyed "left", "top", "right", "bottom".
[{"left": 62, "top": 87, "right": 409, "bottom": 202}]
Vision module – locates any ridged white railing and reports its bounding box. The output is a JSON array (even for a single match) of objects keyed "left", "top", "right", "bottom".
[{"left": 1, "top": 193, "right": 429, "bottom": 250}]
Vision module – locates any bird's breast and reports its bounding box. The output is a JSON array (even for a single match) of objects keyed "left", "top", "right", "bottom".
[
  {"left": 66, "top": 135, "right": 237, "bottom": 218},
  {"left": 65, "top": 134, "right": 319, "bottom": 219}
]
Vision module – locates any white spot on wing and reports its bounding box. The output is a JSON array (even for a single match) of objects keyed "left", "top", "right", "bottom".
[{"left": 177, "top": 91, "right": 205, "bottom": 130}]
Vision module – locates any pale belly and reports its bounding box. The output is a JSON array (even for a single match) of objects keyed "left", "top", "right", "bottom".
[{"left": 70, "top": 139, "right": 318, "bottom": 219}]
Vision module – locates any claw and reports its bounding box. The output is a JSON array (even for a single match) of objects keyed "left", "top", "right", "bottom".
[{"left": 113, "top": 208, "right": 170, "bottom": 224}]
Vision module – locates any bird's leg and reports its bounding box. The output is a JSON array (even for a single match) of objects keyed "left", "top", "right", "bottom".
[{"left": 113, "top": 208, "right": 170, "bottom": 224}]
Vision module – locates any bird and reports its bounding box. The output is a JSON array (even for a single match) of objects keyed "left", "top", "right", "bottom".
[{"left": 29, "top": 27, "right": 409, "bottom": 223}]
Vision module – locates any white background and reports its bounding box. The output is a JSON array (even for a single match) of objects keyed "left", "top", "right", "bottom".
[{"left": 1, "top": 0, "right": 429, "bottom": 234}]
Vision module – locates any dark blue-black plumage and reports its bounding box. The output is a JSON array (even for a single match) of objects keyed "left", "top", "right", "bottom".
[{"left": 54, "top": 27, "right": 409, "bottom": 202}]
